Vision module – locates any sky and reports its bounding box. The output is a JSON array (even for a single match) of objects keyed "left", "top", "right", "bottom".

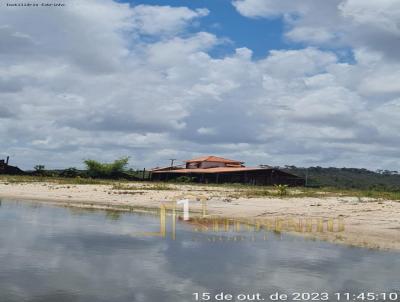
[{"left": 1, "top": 0, "right": 400, "bottom": 170}]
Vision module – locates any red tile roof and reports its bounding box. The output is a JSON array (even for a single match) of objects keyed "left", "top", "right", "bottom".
[{"left": 184, "top": 155, "right": 243, "bottom": 164}]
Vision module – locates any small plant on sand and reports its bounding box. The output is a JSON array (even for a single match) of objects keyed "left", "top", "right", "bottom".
[{"left": 274, "top": 184, "right": 289, "bottom": 197}]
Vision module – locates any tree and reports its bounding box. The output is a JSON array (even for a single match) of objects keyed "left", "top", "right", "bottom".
[
  {"left": 34, "top": 165, "right": 45, "bottom": 172},
  {"left": 84, "top": 157, "right": 129, "bottom": 178},
  {"left": 33, "top": 165, "right": 52, "bottom": 177}
]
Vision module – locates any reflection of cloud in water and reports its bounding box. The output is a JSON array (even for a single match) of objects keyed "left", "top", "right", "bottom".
[{"left": 0, "top": 200, "right": 399, "bottom": 302}]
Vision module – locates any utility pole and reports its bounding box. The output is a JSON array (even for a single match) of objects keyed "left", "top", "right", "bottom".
[{"left": 169, "top": 159, "right": 177, "bottom": 167}]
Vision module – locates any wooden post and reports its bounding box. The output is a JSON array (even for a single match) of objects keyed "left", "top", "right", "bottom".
[
  {"left": 6, "top": 156, "right": 9, "bottom": 165},
  {"left": 142, "top": 168, "right": 146, "bottom": 180}
]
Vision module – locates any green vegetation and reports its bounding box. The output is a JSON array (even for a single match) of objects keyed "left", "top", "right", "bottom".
[
  {"left": 236, "top": 186, "right": 400, "bottom": 201},
  {"left": 84, "top": 157, "right": 130, "bottom": 179},
  {"left": 33, "top": 165, "right": 54, "bottom": 177},
  {"left": 34, "top": 165, "right": 45, "bottom": 173},
  {"left": 283, "top": 166, "right": 400, "bottom": 191},
  {"left": 274, "top": 184, "right": 288, "bottom": 197},
  {"left": 59, "top": 168, "right": 80, "bottom": 178},
  {"left": 0, "top": 175, "right": 122, "bottom": 185},
  {"left": 9, "top": 157, "right": 147, "bottom": 181}
]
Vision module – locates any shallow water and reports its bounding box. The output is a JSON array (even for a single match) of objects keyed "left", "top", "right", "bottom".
[{"left": 0, "top": 199, "right": 399, "bottom": 302}]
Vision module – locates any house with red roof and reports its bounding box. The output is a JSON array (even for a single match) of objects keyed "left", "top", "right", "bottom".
[{"left": 151, "top": 155, "right": 304, "bottom": 186}]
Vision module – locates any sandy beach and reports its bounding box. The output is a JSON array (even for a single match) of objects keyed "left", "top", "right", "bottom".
[{"left": 0, "top": 181, "right": 399, "bottom": 251}]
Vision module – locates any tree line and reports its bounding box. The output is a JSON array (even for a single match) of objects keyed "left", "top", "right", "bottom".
[{"left": 32, "top": 157, "right": 147, "bottom": 180}]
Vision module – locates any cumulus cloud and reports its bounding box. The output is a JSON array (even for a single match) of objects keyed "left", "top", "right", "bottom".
[
  {"left": 0, "top": 0, "right": 399, "bottom": 170},
  {"left": 339, "top": 0, "right": 400, "bottom": 35},
  {"left": 131, "top": 5, "right": 209, "bottom": 36},
  {"left": 233, "top": 0, "right": 400, "bottom": 59}
]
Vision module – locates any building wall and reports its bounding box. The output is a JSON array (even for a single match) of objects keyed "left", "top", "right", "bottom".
[
  {"left": 186, "top": 162, "right": 227, "bottom": 169},
  {"left": 151, "top": 169, "right": 305, "bottom": 186},
  {"left": 199, "top": 162, "right": 226, "bottom": 169}
]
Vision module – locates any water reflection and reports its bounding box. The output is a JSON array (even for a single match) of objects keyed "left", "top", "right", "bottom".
[{"left": 0, "top": 200, "right": 399, "bottom": 302}]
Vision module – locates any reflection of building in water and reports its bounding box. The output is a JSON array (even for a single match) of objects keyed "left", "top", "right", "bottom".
[{"left": 151, "top": 155, "right": 305, "bottom": 186}]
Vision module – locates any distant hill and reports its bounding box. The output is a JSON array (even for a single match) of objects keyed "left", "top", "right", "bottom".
[{"left": 282, "top": 166, "right": 400, "bottom": 190}]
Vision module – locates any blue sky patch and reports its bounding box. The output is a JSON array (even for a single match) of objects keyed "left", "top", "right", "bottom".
[{"left": 119, "top": 0, "right": 290, "bottom": 59}]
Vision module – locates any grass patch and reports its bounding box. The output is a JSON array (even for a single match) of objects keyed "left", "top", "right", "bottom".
[
  {"left": 0, "top": 175, "right": 129, "bottom": 185},
  {"left": 230, "top": 186, "right": 400, "bottom": 201},
  {"left": 111, "top": 183, "right": 173, "bottom": 191}
]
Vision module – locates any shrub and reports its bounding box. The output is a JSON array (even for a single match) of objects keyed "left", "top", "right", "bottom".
[
  {"left": 274, "top": 184, "right": 289, "bottom": 197},
  {"left": 60, "top": 167, "right": 80, "bottom": 178}
]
